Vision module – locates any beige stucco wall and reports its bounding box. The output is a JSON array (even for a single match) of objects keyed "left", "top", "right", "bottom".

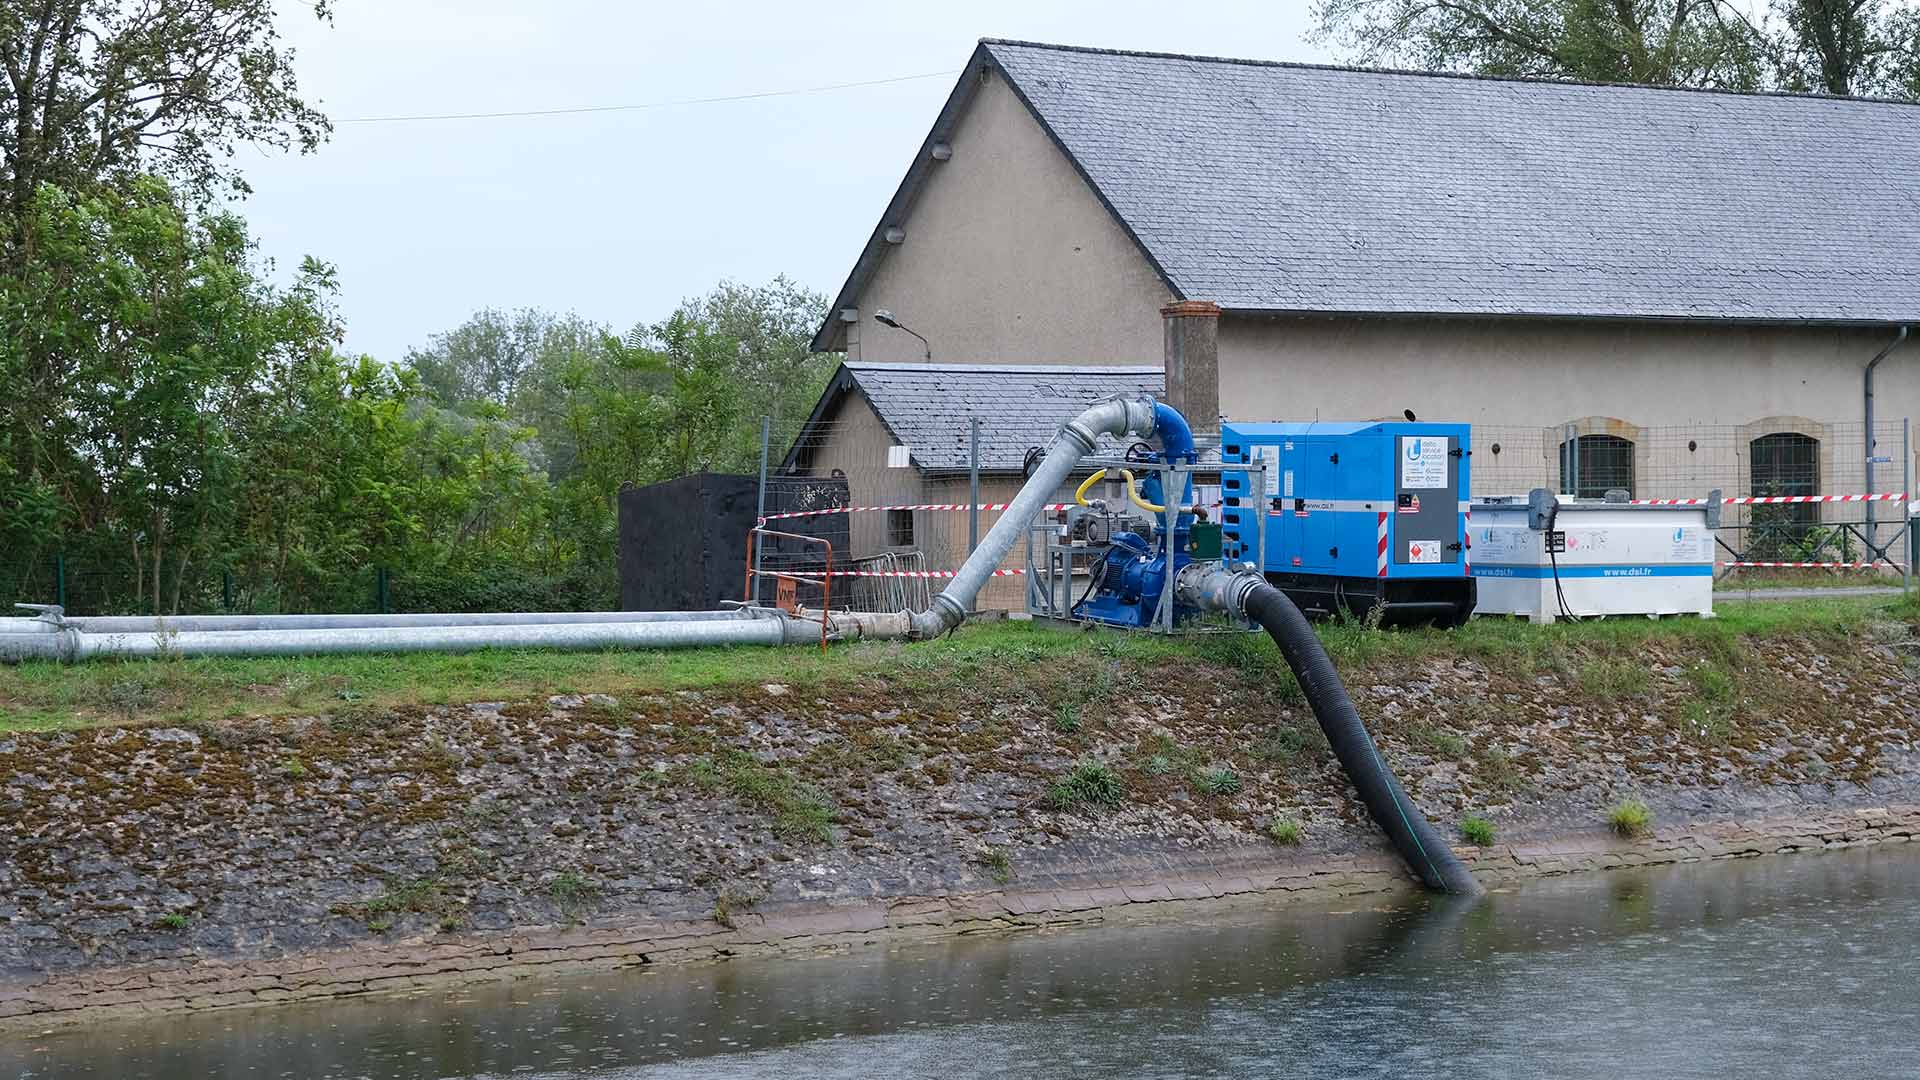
[
  {"left": 790, "top": 394, "right": 918, "bottom": 564},
  {"left": 1219, "top": 316, "right": 1920, "bottom": 504},
  {"left": 848, "top": 69, "right": 1171, "bottom": 366}
]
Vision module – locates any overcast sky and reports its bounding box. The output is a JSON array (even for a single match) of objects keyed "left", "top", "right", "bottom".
[{"left": 242, "top": 1, "right": 1330, "bottom": 360}]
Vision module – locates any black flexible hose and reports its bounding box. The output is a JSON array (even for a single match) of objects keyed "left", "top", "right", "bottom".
[{"left": 1242, "top": 582, "right": 1482, "bottom": 895}]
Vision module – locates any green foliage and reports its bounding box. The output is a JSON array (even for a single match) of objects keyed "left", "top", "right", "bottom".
[
  {"left": 1459, "top": 815, "right": 1496, "bottom": 846},
  {"left": 278, "top": 755, "right": 308, "bottom": 780},
  {"left": 1310, "top": 0, "right": 1920, "bottom": 100},
  {"left": 1046, "top": 761, "right": 1126, "bottom": 810},
  {"left": 0, "top": 1, "right": 331, "bottom": 229},
  {"left": 0, "top": 181, "right": 826, "bottom": 614},
  {"left": 1268, "top": 817, "right": 1305, "bottom": 845},
  {"left": 157, "top": 912, "right": 191, "bottom": 931},
  {"left": 1608, "top": 798, "right": 1654, "bottom": 838}
]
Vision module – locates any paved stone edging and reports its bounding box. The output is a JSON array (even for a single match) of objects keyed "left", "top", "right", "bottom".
[{"left": 3, "top": 804, "right": 1914, "bottom": 1030}]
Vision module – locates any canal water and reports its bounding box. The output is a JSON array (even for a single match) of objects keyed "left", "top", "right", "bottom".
[{"left": 8, "top": 846, "right": 1918, "bottom": 1079}]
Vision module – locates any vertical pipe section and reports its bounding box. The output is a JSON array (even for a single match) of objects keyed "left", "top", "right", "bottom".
[
  {"left": 969, "top": 415, "right": 982, "bottom": 555},
  {"left": 755, "top": 414, "right": 772, "bottom": 605},
  {"left": 1866, "top": 326, "right": 1910, "bottom": 549}
]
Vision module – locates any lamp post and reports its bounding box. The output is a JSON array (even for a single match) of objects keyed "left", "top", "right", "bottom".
[{"left": 874, "top": 310, "right": 931, "bottom": 361}]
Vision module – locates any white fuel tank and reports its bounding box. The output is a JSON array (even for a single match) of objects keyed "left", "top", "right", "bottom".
[{"left": 1470, "top": 492, "right": 1715, "bottom": 624}]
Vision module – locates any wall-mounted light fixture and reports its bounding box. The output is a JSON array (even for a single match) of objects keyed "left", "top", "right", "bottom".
[{"left": 874, "top": 310, "right": 932, "bottom": 362}]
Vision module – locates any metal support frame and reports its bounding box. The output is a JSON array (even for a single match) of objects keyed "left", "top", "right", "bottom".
[
  {"left": 742, "top": 527, "right": 831, "bottom": 652},
  {"left": 1026, "top": 453, "right": 1266, "bottom": 635}
]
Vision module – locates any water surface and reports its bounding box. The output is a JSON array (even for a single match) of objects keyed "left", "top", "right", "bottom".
[{"left": 10, "top": 846, "right": 1917, "bottom": 1078}]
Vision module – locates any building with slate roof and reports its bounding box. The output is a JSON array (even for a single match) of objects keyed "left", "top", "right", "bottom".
[{"left": 804, "top": 38, "right": 1920, "bottom": 511}]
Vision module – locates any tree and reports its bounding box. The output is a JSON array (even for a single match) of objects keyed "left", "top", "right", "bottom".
[
  {"left": 1776, "top": 0, "right": 1920, "bottom": 95},
  {"left": 404, "top": 308, "right": 574, "bottom": 414},
  {"left": 0, "top": 175, "right": 337, "bottom": 612},
  {"left": 1310, "top": 0, "right": 1768, "bottom": 87},
  {"left": 0, "top": 0, "right": 330, "bottom": 261},
  {"left": 1310, "top": 0, "right": 1920, "bottom": 97}
]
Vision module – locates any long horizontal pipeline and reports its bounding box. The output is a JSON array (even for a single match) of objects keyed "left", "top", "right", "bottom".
[
  {"left": 0, "top": 615, "right": 837, "bottom": 663},
  {"left": 0, "top": 610, "right": 750, "bottom": 635}
]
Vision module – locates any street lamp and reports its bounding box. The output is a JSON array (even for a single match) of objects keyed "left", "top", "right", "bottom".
[{"left": 873, "top": 310, "right": 932, "bottom": 361}]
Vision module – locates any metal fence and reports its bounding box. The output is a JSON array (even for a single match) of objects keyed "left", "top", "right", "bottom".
[{"left": 754, "top": 413, "right": 1918, "bottom": 613}]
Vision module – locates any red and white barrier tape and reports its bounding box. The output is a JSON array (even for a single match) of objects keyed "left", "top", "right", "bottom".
[
  {"left": 758, "top": 500, "right": 1220, "bottom": 524},
  {"left": 1632, "top": 492, "right": 1909, "bottom": 506},
  {"left": 815, "top": 568, "right": 1027, "bottom": 579},
  {"left": 758, "top": 502, "right": 1069, "bottom": 522},
  {"left": 1723, "top": 561, "right": 1906, "bottom": 570}
]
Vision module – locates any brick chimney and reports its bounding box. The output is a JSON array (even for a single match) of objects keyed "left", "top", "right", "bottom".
[{"left": 1161, "top": 300, "right": 1221, "bottom": 437}]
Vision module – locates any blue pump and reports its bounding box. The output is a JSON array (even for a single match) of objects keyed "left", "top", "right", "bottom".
[{"left": 1072, "top": 402, "right": 1203, "bottom": 629}]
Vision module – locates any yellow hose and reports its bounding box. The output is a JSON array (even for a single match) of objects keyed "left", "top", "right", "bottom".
[
  {"left": 1123, "top": 469, "right": 1166, "bottom": 514},
  {"left": 1074, "top": 468, "right": 1165, "bottom": 513},
  {"left": 1073, "top": 469, "right": 1107, "bottom": 507}
]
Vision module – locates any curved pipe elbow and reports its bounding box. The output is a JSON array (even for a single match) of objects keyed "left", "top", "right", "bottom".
[{"left": 1151, "top": 401, "right": 1196, "bottom": 463}]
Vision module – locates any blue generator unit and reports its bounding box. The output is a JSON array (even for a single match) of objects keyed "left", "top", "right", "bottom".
[{"left": 1221, "top": 421, "right": 1475, "bottom": 624}]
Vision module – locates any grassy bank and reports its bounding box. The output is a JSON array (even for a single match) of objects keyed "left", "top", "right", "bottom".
[{"left": 0, "top": 595, "right": 1912, "bottom": 735}]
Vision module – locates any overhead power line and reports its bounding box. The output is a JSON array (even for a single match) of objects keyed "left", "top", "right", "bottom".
[{"left": 337, "top": 69, "right": 959, "bottom": 124}]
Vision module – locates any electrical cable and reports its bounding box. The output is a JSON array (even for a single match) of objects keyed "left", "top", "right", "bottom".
[
  {"left": 1545, "top": 504, "right": 1583, "bottom": 623},
  {"left": 338, "top": 70, "right": 957, "bottom": 124}
]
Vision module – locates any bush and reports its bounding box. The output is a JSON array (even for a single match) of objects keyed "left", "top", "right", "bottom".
[
  {"left": 1608, "top": 798, "right": 1653, "bottom": 838},
  {"left": 1459, "top": 815, "right": 1495, "bottom": 846},
  {"left": 1046, "top": 761, "right": 1126, "bottom": 810},
  {"left": 1268, "top": 817, "right": 1304, "bottom": 845}
]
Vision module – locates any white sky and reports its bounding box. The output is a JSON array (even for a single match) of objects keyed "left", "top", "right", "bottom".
[{"left": 242, "top": 1, "right": 1330, "bottom": 360}]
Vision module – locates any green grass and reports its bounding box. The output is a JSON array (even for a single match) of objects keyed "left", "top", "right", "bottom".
[
  {"left": 1267, "top": 817, "right": 1304, "bottom": 845},
  {"left": 549, "top": 871, "right": 598, "bottom": 905},
  {"left": 1608, "top": 798, "right": 1654, "bottom": 839},
  {"left": 1576, "top": 657, "right": 1653, "bottom": 701},
  {"left": 334, "top": 877, "right": 447, "bottom": 932},
  {"left": 156, "top": 912, "right": 190, "bottom": 931},
  {"left": 974, "top": 845, "right": 1013, "bottom": 884},
  {"left": 0, "top": 595, "right": 1907, "bottom": 734},
  {"left": 1192, "top": 765, "right": 1242, "bottom": 796},
  {"left": 686, "top": 750, "right": 835, "bottom": 843},
  {"left": 1459, "top": 815, "right": 1496, "bottom": 846},
  {"left": 1715, "top": 570, "right": 1899, "bottom": 591},
  {"left": 1045, "top": 761, "right": 1126, "bottom": 811}
]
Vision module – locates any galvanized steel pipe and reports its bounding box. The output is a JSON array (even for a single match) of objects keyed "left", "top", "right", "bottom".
[
  {"left": 0, "top": 614, "right": 822, "bottom": 663},
  {"left": 0, "top": 609, "right": 750, "bottom": 635}
]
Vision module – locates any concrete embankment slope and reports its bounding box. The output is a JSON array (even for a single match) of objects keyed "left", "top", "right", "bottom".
[{"left": 3, "top": 614, "right": 1918, "bottom": 1025}]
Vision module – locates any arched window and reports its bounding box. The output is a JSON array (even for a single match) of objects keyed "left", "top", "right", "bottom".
[
  {"left": 1749, "top": 432, "right": 1820, "bottom": 556},
  {"left": 1558, "top": 434, "right": 1635, "bottom": 499}
]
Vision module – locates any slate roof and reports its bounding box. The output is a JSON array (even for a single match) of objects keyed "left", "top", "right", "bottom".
[
  {"left": 783, "top": 362, "right": 1163, "bottom": 474},
  {"left": 815, "top": 39, "right": 1920, "bottom": 349}
]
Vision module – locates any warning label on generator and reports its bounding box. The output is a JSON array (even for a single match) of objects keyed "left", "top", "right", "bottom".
[
  {"left": 1400, "top": 436, "right": 1448, "bottom": 489},
  {"left": 1407, "top": 540, "right": 1441, "bottom": 563},
  {"left": 1252, "top": 445, "right": 1280, "bottom": 498}
]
